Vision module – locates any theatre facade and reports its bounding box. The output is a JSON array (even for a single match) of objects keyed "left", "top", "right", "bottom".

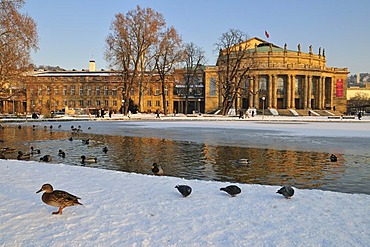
[
  {"left": 0, "top": 37, "right": 349, "bottom": 116},
  {"left": 209, "top": 37, "right": 349, "bottom": 114}
]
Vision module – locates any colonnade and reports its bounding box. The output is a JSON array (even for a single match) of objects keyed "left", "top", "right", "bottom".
[{"left": 247, "top": 74, "right": 333, "bottom": 110}]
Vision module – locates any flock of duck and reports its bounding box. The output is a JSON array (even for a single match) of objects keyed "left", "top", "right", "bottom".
[
  {"left": 0, "top": 124, "right": 105, "bottom": 165},
  {"left": 2, "top": 123, "right": 338, "bottom": 215}
]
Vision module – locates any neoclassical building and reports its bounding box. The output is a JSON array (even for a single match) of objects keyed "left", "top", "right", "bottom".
[
  {"left": 1, "top": 37, "right": 349, "bottom": 116},
  {"left": 205, "top": 37, "right": 349, "bottom": 114}
]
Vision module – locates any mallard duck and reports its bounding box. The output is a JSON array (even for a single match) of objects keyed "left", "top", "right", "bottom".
[
  {"left": 36, "top": 183, "right": 82, "bottom": 215},
  {"left": 277, "top": 185, "right": 295, "bottom": 199},
  {"left": 330, "top": 154, "right": 337, "bottom": 162},
  {"left": 175, "top": 185, "right": 192, "bottom": 197},
  {"left": 151, "top": 163, "right": 164, "bottom": 176},
  {"left": 102, "top": 146, "right": 108, "bottom": 154},
  {"left": 220, "top": 185, "right": 241, "bottom": 197},
  {"left": 58, "top": 149, "right": 66, "bottom": 158},
  {"left": 40, "top": 155, "right": 52, "bottom": 162},
  {"left": 68, "top": 137, "right": 73, "bottom": 141},
  {"left": 17, "top": 151, "right": 31, "bottom": 160},
  {"left": 58, "top": 124, "right": 62, "bottom": 129},
  {"left": 30, "top": 146, "right": 41, "bottom": 154},
  {"left": 81, "top": 155, "right": 97, "bottom": 164}
]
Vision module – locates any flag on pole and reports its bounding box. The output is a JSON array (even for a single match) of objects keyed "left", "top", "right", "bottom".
[{"left": 265, "top": 31, "right": 270, "bottom": 39}]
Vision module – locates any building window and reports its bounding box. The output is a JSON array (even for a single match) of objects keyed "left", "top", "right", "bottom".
[
  {"left": 259, "top": 76, "right": 267, "bottom": 92},
  {"left": 71, "top": 85, "right": 75, "bottom": 96},
  {"left": 63, "top": 100, "right": 67, "bottom": 106},
  {"left": 130, "top": 87, "right": 134, "bottom": 95},
  {"left": 148, "top": 87, "right": 153, "bottom": 96},
  {"left": 54, "top": 87, "right": 59, "bottom": 95},
  {"left": 155, "top": 100, "right": 160, "bottom": 107},
  {"left": 277, "top": 77, "right": 285, "bottom": 94},
  {"left": 87, "top": 100, "right": 91, "bottom": 107},
  {"left": 96, "top": 86, "right": 100, "bottom": 96},
  {"left": 70, "top": 100, "right": 76, "bottom": 107},
  {"left": 38, "top": 99, "right": 42, "bottom": 106},
  {"left": 96, "top": 100, "right": 101, "bottom": 106},
  {"left": 112, "top": 88, "right": 117, "bottom": 96},
  {"left": 63, "top": 86, "right": 67, "bottom": 96},
  {"left": 38, "top": 86, "right": 42, "bottom": 96},
  {"left": 104, "top": 100, "right": 109, "bottom": 107},
  {"left": 155, "top": 87, "right": 160, "bottom": 95},
  {"left": 79, "top": 86, "right": 84, "bottom": 96},
  {"left": 147, "top": 100, "right": 152, "bottom": 107},
  {"left": 113, "top": 100, "right": 117, "bottom": 106},
  {"left": 87, "top": 86, "right": 92, "bottom": 96},
  {"left": 79, "top": 100, "right": 84, "bottom": 107},
  {"left": 210, "top": 77, "right": 217, "bottom": 96},
  {"left": 104, "top": 86, "right": 109, "bottom": 96},
  {"left": 46, "top": 86, "right": 51, "bottom": 95}
]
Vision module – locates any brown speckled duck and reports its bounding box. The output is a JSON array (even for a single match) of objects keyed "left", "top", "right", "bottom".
[{"left": 36, "top": 184, "right": 82, "bottom": 215}]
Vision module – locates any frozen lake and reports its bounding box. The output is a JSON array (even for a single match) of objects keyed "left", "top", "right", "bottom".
[{"left": 3, "top": 119, "right": 370, "bottom": 195}]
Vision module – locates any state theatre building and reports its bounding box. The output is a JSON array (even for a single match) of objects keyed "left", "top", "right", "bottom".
[{"left": 212, "top": 37, "right": 349, "bottom": 114}]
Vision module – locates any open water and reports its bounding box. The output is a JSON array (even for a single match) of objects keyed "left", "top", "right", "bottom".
[{"left": 1, "top": 121, "right": 369, "bottom": 195}]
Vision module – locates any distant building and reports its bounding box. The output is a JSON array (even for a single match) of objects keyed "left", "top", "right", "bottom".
[
  {"left": 212, "top": 37, "right": 350, "bottom": 114},
  {"left": 0, "top": 37, "right": 350, "bottom": 116}
]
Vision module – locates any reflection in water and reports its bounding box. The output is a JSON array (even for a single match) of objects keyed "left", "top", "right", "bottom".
[{"left": 0, "top": 124, "right": 369, "bottom": 195}]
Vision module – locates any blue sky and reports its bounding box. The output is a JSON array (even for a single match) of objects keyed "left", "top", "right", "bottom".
[{"left": 23, "top": 0, "right": 369, "bottom": 75}]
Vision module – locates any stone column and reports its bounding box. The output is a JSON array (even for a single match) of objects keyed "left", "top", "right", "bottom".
[
  {"left": 286, "top": 74, "right": 291, "bottom": 108},
  {"left": 303, "top": 75, "right": 308, "bottom": 109},
  {"left": 318, "top": 77, "right": 323, "bottom": 109},
  {"left": 254, "top": 75, "right": 259, "bottom": 108},
  {"left": 307, "top": 75, "right": 311, "bottom": 108},
  {"left": 321, "top": 77, "right": 326, "bottom": 109},
  {"left": 291, "top": 75, "right": 295, "bottom": 109},
  {"left": 272, "top": 75, "right": 277, "bottom": 108},
  {"left": 249, "top": 76, "right": 254, "bottom": 108},
  {"left": 268, "top": 74, "right": 273, "bottom": 108}
]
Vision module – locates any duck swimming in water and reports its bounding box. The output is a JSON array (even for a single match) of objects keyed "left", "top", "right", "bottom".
[
  {"left": 330, "top": 154, "right": 337, "bottom": 162},
  {"left": 36, "top": 183, "right": 82, "bottom": 215},
  {"left": 81, "top": 155, "right": 97, "bottom": 164},
  {"left": 39, "top": 155, "right": 52, "bottom": 162}
]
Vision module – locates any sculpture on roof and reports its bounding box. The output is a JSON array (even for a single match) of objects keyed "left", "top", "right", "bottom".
[
  {"left": 309, "top": 45, "right": 312, "bottom": 54},
  {"left": 323, "top": 48, "right": 325, "bottom": 57},
  {"left": 284, "top": 43, "right": 287, "bottom": 52},
  {"left": 319, "top": 47, "right": 321, "bottom": 56},
  {"left": 298, "top": 44, "right": 301, "bottom": 52}
]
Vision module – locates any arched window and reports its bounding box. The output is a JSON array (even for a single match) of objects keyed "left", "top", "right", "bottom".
[
  {"left": 277, "top": 77, "right": 285, "bottom": 94},
  {"left": 259, "top": 76, "right": 267, "bottom": 92}
]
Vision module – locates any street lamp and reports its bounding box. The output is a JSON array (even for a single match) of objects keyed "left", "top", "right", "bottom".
[
  {"left": 198, "top": 98, "right": 201, "bottom": 115},
  {"left": 262, "top": 96, "right": 266, "bottom": 120}
]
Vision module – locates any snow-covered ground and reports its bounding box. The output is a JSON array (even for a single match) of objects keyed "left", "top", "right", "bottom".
[{"left": 1, "top": 118, "right": 370, "bottom": 246}]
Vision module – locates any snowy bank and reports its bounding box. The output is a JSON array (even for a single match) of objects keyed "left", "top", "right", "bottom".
[{"left": 1, "top": 160, "right": 369, "bottom": 246}]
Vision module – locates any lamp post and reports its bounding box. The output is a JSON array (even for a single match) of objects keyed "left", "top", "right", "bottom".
[
  {"left": 262, "top": 96, "right": 266, "bottom": 120},
  {"left": 198, "top": 98, "right": 201, "bottom": 115}
]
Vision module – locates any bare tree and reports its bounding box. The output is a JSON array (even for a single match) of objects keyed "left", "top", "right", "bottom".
[
  {"left": 105, "top": 5, "right": 165, "bottom": 114},
  {"left": 215, "top": 29, "right": 250, "bottom": 115},
  {"left": 181, "top": 42, "right": 206, "bottom": 114},
  {"left": 154, "top": 26, "right": 183, "bottom": 115},
  {"left": 0, "top": 0, "right": 38, "bottom": 91}
]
